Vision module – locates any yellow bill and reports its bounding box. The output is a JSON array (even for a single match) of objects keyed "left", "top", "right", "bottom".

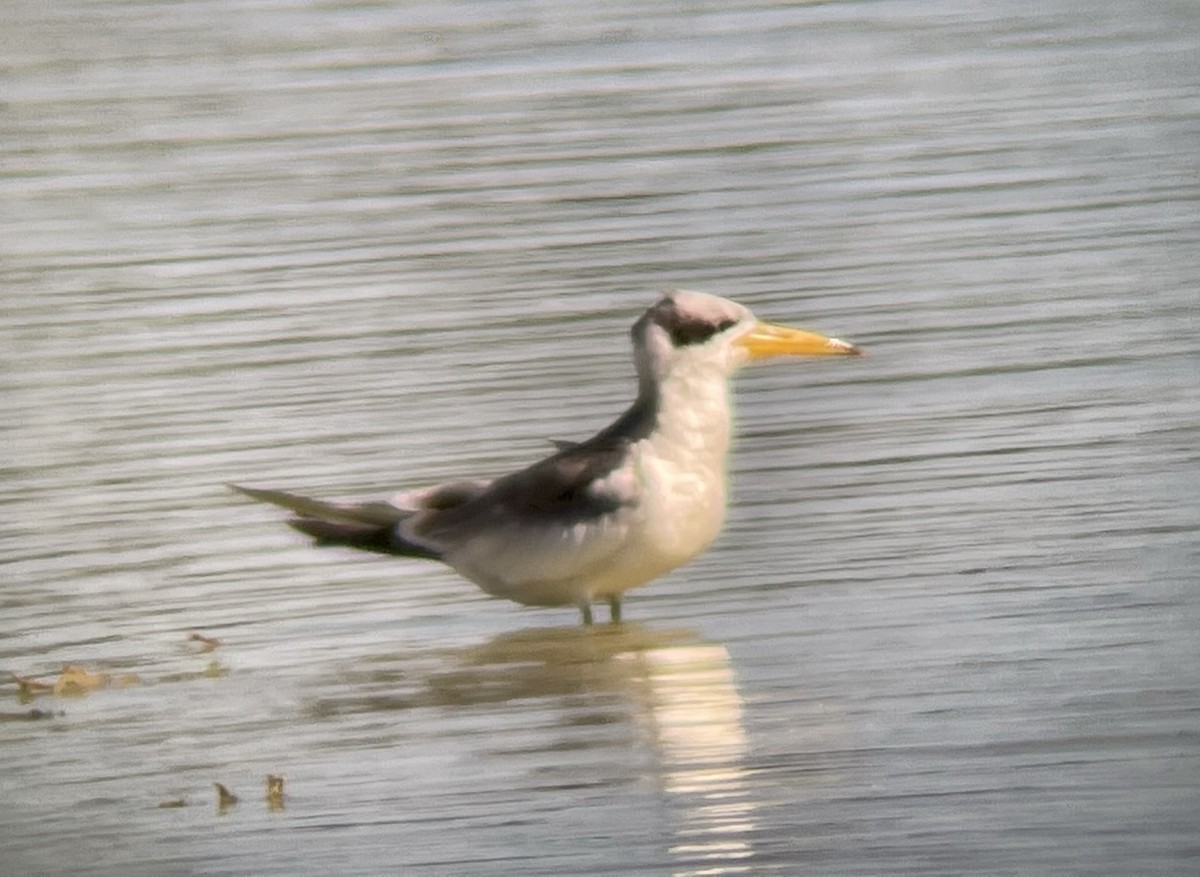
[{"left": 735, "top": 321, "right": 862, "bottom": 360}]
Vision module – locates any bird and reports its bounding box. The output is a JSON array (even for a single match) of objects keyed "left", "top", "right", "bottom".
[{"left": 231, "top": 290, "right": 861, "bottom": 625}]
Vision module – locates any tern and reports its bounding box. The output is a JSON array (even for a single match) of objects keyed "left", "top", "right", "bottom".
[{"left": 231, "top": 290, "right": 861, "bottom": 624}]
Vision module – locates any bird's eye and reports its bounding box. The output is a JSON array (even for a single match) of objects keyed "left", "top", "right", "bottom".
[
  {"left": 668, "top": 323, "right": 711, "bottom": 347},
  {"left": 660, "top": 313, "right": 739, "bottom": 348},
  {"left": 681, "top": 318, "right": 738, "bottom": 346}
]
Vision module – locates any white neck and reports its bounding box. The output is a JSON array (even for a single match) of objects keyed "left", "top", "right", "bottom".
[{"left": 646, "top": 356, "right": 734, "bottom": 470}]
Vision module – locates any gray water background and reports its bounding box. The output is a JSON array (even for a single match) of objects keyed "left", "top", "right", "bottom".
[{"left": 3, "top": 0, "right": 1199, "bottom": 874}]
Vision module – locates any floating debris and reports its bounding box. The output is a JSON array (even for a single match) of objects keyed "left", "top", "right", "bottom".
[
  {"left": 45, "top": 665, "right": 140, "bottom": 696},
  {"left": 187, "top": 632, "right": 222, "bottom": 653},
  {"left": 11, "top": 666, "right": 138, "bottom": 700},
  {"left": 156, "top": 797, "right": 187, "bottom": 809},
  {"left": 202, "top": 660, "right": 229, "bottom": 679},
  {"left": 266, "top": 774, "right": 285, "bottom": 812},
  {"left": 0, "top": 708, "right": 60, "bottom": 722},
  {"left": 214, "top": 782, "right": 239, "bottom": 814},
  {"left": 53, "top": 665, "right": 111, "bottom": 697},
  {"left": 11, "top": 673, "right": 55, "bottom": 702}
]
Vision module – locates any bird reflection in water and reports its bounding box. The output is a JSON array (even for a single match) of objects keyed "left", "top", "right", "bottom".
[
  {"left": 310, "top": 624, "right": 757, "bottom": 871},
  {"left": 623, "top": 643, "right": 755, "bottom": 873}
]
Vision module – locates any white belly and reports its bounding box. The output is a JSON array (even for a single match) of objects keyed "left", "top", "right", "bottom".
[
  {"left": 445, "top": 451, "right": 727, "bottom": 607},
  {"left": 585, "top": 450, "right": 727, "bottom": 599}
]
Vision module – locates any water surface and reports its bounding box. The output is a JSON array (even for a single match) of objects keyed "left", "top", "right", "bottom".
[{"left": 3, "top": 1, "right": 1199, "bottom": 874}]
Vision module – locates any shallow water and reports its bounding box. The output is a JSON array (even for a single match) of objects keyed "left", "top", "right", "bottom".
[{"left": 3, "top": 0, "right": 1199, "bottom": 874}]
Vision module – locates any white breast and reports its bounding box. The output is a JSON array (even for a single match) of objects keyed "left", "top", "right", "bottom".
[{"left": 585, "top": 357, "right": 734, "bottom": 598}]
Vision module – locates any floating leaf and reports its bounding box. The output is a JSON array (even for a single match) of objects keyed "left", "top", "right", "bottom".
[
  {"left": 266, "top": 774, "right": 285, "bottom": 812},
  {"left": 53, "top": 665, "right": 110, "bottom": 697}
]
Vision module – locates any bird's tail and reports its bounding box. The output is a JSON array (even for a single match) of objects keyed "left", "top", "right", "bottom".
[{"left": 228, "top": 484, "right": 441, "bottom": 560}]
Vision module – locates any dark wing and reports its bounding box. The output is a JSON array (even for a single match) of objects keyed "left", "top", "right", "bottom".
[
  {"left": 409, "top": 438, "right": 639, "bottom": 545},
  {"left": 391, "top": 479, "right": 492, "bottom": 512},
  {"left": 475, "top": 439, "right": 637, "bottom": 519}
]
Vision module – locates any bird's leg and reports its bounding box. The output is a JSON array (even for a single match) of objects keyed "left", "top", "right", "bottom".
[
  {"left": 607, "top": 595, "right": 622, "bottom": 624},
  {"left": 579, "top": 602, "right": 594, "bottom": 626}
]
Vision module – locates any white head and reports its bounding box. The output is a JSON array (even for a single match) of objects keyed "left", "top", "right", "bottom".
[{"left": 630, "top": 289, "right": 860, "bottom": 390}]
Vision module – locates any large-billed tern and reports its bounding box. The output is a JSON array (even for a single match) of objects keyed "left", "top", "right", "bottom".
[{"left": 232, "top": 290, "right": 861, "bottom": 624}]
